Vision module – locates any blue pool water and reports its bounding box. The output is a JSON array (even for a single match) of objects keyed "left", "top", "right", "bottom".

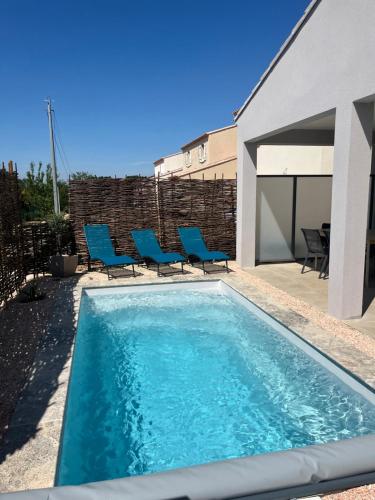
[{"left": 57, "top": 283, "right": 375, "bottom": 486}]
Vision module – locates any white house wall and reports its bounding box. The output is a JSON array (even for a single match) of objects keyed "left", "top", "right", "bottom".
[
  {"left": 257, "top": 145, "right": 333, "bottom": 175},
  {"left": 236, "top": 0, "right": 375, "bottom": 141}
]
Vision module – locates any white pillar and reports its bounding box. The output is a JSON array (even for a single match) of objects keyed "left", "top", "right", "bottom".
[
  {"left": 328, "top": 102, "right": 373, "bottom": 319},
  {"left": 236, "top": 140, "right": 257, "bottom": 267}
]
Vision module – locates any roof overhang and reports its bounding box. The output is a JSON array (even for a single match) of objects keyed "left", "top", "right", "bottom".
[
  {"left": 181, "top": 125, "right": 236, "bottom": 150},
  {"left": 154, "top": 151, "right": 182, "bottom": 166},
  {"left": 181, "top": 133, "right": 209, "bottom": 150}
]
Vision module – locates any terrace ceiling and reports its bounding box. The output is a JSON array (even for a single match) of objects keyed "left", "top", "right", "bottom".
[{"left": 256, "top": 111, "right": 375, "bottom": 146}]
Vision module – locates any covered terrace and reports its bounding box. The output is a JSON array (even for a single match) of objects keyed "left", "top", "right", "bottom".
[{"left": 235, "top": 0, "right": 375, "bottom": 320}]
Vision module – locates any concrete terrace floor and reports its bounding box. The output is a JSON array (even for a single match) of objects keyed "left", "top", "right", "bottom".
[
  {"left": 247, "top": 261, "right": 375, "bottom": 340},
  {"left": 0, "top": 261, "right": 374, "bottom": 499}
]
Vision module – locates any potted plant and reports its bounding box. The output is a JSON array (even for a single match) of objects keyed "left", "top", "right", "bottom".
[{"left": 48, "top": 214, "right": 78, "bottom": 277}]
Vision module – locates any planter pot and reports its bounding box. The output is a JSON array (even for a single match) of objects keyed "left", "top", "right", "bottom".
[{"left": 49, "top": 255, "right": 78, "bottom": 278}]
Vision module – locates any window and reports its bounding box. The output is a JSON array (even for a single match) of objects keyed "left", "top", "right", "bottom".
[
  {"left": 198, "top": 143, "right": 207, "bottom": 163},
  {"left": 184, "top": 151, "right": 192, "bottom": 167}
]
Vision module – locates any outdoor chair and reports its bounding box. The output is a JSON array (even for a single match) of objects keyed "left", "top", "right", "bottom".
[
  {"left": 130, "top": 228, "right": 185, "bottom": 276},
  {"left": 320, "top": 228, "right": 330, "bottom": 278},
  {"left": 83, "top": 224, "right": 136, "bottom": 279},
  {"left": 178, "top": 226, "right": 230, "bottom": 274},
  {"left": 301, "top": 228, "right": 329, "bottom": 278}
]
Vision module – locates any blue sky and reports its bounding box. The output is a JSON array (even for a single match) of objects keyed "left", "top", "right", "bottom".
[{"left": 0, "top": 0, "right": 310, "bottom": 178}]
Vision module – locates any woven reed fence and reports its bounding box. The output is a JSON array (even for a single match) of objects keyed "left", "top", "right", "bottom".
[
  {"left": 158, "top": 177, "right": 236, "bottom": 257},
  {"left": 0, "top": 163, "right": 24, "bottom": 303},
  {"left": 0, "top": 162, "right": 75, "bottom": 304},
  {"left": 69, "top": 176, "right": 237, "bottom": 262},
  {"left": 69, "top": 177, "right": 159, "bottom": 260},
  {"left": 22, "top": 222, "right": 62, "bottom": 277}
]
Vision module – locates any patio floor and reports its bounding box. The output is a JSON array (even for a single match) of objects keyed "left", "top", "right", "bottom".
[
  {"left": 0, "top": 261, "right": 374, "bottom": 498},
  {"left": 246, "top": 261, "right": 375, "bottom": 341}
]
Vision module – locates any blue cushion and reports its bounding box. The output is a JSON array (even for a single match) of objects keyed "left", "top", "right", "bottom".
[
  {"left": 131, "top": 229, "right": 185, "bottom": 264},
  {"left": 131, "top": 229, "right": 163, "bottom": 257},
  {"left": 191, "top": 250, "right": 229, "bottom": 262},
  {"left": 178, "top": 227, "right": 208, "bottom": 255},
  {"left": 84, "top": 224, "right": 136, "bottom": 266},
  {"left": 178, "top": 227, "right": 229, "bottom": 262},
  {"left": 101, "top": 255, "right": 136, "bottom": 266},
  {"left": 84, "top": 224, "right": 116, "bottom": 260},
  {"left": 148, "top": 252, "right": 185, "bottom": 264}
]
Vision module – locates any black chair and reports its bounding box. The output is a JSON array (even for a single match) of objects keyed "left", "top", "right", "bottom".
[
  {"left": 301, "top": 228, "right": 329, "bottom": 278},
  {"left": 320, "top": 228, "right": 330, "bottom": 278}
]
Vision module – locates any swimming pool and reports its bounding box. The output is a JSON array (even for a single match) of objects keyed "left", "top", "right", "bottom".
[{"left": 56, "top": 280, "right": 375, "bottom": 487}]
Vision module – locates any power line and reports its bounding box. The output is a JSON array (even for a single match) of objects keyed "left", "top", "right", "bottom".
[
  {"left": 55, "top": 137, "right": 71, "bottom": 179},
  {"left": 53, "top": 112, "right": 72, "bottom": 177},
  {"left": 53, "top": 123, "right": 70, "bottom": 177},
  {"left": 46, "top": 97, "right": 60, "bottom": 214}
]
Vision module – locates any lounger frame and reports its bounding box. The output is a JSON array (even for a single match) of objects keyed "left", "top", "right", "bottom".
[
  {"left": 187, "top": 254, "right": 229, "bottom": 275},
  {"left": 88, "top": 257, "right": 136, "bottom": 280},
  {"left": 141, "top": 256, "right": 184, "bottom": 277}
]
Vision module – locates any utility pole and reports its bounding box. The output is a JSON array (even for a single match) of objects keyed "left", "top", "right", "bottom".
[{"left": 46, "top": 97, "right": 60, "bottom": 214}]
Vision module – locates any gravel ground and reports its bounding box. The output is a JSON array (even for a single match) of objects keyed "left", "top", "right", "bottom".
[
  {"left": 0, "top": 277, "right": 77, "bottom": 445},
  {"left": 323, "top": 484, "right": 375, "bottom": 499},
  {"left": 0, "top": 281, "right": 48, "bottom": 443}
]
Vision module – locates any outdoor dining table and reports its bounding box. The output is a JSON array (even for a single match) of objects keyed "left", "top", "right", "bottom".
[{"left": 365, "top": 229, "right": 375, "bottom": 287}]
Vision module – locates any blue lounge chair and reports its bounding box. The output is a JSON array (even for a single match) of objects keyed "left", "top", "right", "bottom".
[
  {"left": 84, "top": 224, "right": 136, "bottom": 279},
  {"left": 131, "top": 228, "right": 185, "bottom": 276},
  {"left": 178, "top": 226, "right": 230, "bottom": 274}
]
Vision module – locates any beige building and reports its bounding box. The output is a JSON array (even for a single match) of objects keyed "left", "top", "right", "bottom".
[
  {"left": 154, "top": 125, "right": 237, "bottom": 179},
  {"left": 154, "top": 151, "right": 184, "bottom": 178},
  {"left": 155, "top": 125, "right": 334, "bottom": 179},
  {"left": 180, "top": 125, "right": 237, "bottom": 179}
]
